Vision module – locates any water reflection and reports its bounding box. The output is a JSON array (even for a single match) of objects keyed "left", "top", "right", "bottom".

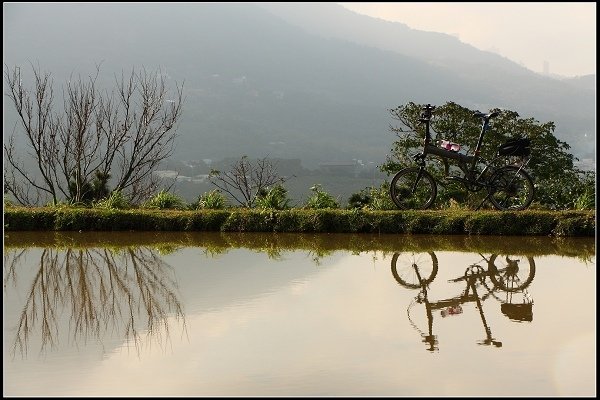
[
  {"left": 392, "top": 252, "right": 536, "bottom": 351},
  {"left": 3, "top": 232, "right": 595, "bottom": 396},
  {"left": 5, "top": 231, "right": 596, "bottom": 260},
  {"left": 4, "top": 246, "right": 185, "bottom": 358}
]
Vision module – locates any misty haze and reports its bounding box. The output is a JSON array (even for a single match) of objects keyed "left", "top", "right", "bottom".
[{"left": 3, "top": 3, "right": 595, "bottom": 203}]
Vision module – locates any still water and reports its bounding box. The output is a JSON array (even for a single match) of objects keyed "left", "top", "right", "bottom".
[{"left": 3, "top": 232, "right": 596, "bottom": 396}]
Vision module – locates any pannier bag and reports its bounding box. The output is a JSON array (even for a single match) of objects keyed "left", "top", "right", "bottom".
[
  {"left": 498, "top": 137, "right": 531, "bottom": 156},
  {"left": 501, "top": 303, "right": 533, "bottom": 322}
]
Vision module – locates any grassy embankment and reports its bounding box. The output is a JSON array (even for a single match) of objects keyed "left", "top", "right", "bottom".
[{"left": 3, "top": 207, "right": 595, "bottom": 237}]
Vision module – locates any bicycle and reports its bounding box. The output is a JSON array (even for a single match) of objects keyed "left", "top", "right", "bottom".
[
  {"left": 389, "top": 104, "right": 535, "bottom": 210},
  {"left": 390, "top": 251, "right": 535, "bottom": 351},
  {"left": 391, "top": 251, "right": 536, "bottom": 295}
]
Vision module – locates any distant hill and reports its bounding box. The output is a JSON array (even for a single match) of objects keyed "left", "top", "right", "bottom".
[
  {"left": 261, "top": 3, "right": 537, "bottom": 77},
  {"left": 260, "top": 3, "right": 596, "bottom": 160},
  {"left": 4, "top": 3, "right": 595, "bottom": 169}
]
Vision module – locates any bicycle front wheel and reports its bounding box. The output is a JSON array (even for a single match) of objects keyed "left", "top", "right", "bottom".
[
  {"left": 390, "top": 167, "right": 437, "bottom": 210},
  {"left": 391, "top": 252, "right": 439, "bottom": 288},
  {"left": 488, "top": 166, "right": 534, "bottom": 211}
]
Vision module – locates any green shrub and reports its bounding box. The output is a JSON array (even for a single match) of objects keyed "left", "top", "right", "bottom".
[
  {"left": 573, "top": 188, "right": 595, "bottom": 210},
  {"left": 44, "top": 199, "right": 87, "bottom": 209},
  {"left": 3, "top": 208, "right": 595, "bottom": 236},
  {"left": 304, "top": 184, "right": 339, "bottom": 209},
  {"left": 552, "top": 212, "right": 596, "bottom": 236},
  {"left": 347, "top": 191, "right": 371, "bottom": 209},
  {"left": 348, "top": 184, "right": 395, "bottom": 211},
  {"left": 4, "top": 207, "right": 55, "bottom": 230},
  {"left": 94, "top": 190, "right": 131, "bottom": 210},
  {"left": 535, "top": 170, "right": 596, "bottom": 210},
  {"left": 255, "top": 185, "right": 291, "bottom": 210},
  {"left": 194, "top": 189, "right": 227, "bottom": 210},
  {"left": 221, "top": 209, "right": 276, "bottom": 232},
  {"left": 143, "top": 190, "right": 187, "bottom": 210}
]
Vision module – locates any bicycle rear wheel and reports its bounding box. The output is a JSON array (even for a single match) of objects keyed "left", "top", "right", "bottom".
[
  {"left": 488, "top": 166, "right": 534, "bottom": 211},
  {"left": 390, "top": 167, "right": 437, "bottom": 210},
  {"left": 488, "top": 254, "right": 536, "bottom": 292}
]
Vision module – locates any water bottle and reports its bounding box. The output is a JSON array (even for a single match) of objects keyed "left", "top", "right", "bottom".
[{"left": 440, "top": 139, "right": 461, "bottom": 152}]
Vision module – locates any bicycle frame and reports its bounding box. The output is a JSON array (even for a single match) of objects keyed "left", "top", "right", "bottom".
[
  {"left": 405, "top": 264, "right": 501, "bottom": 351},
  {"left": 391, "top": 104, "right": 535, "bottom": 211},
  {"left": 417, "top": 107, "right": 497, "bottom": 183}
]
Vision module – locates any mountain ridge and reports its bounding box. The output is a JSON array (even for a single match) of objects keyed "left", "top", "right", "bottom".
[{"left": 3, "top": 3, "right": 595, "bottom": 168}]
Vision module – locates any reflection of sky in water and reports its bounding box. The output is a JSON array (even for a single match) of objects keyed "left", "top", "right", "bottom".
[{"left": 3, "top": 242, "right": 596, "bottom": 396}]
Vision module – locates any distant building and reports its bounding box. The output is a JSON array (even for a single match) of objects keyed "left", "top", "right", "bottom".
[
  {"left": 193, "top": 174, "right": 210, "bottom": 183},
  {"left": 318, "top": 162, "right": 358, "bottom": 176},
  {"left": 153, "top": 170, "right": 179, "bottom": 179}
]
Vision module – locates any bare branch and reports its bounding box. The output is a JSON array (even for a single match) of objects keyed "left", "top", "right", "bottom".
[
  {"left": 3, "top": 64, "right": 184, "bottom": 206},
  {"left": 208, "top": 156, "right": 291, "bottom": 207}
]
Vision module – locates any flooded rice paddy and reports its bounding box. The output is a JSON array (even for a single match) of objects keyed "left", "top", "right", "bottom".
[{"left": 3, "top": 231, "right": 596, "bottom": 396}]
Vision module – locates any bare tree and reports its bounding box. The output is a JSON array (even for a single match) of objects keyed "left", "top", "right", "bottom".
[
  {"left": 208, "top": 155, "right": 291, "bottom": 207},
  {"left": 3, "top": 63, "right": 184, "bottom": 205}
]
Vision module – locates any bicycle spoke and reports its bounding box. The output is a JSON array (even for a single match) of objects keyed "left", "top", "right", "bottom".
[
  {"left": 488, "top": 167, "right": 534, "bottom": 211},
  {"left": 489, "top": 255, "right": 536, "bottom": 292},
  {"left": 391, "top": 252, "right": 438, "bottom": 288},
  {"left": 390, "top": 167, "right": 437, "bottom": 210}
]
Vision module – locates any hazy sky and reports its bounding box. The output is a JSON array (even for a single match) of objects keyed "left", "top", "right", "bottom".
[{"left": 340, "top": 2, "right": 596, "bottom": 77}]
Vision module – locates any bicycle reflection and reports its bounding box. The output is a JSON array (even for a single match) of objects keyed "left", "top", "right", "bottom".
[{"left": 391, "top": 252, "right": 535, "bottom": 352}]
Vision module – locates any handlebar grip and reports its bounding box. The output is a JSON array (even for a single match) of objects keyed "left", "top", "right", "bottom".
[{"left": 473, "top": 111, "right": 500, "bottom": 119}]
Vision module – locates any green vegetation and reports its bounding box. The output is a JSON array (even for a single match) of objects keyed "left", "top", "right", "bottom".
[
  {"left": 304, "top": 184, "right": 340, "bottom": 209},
  {"left": 4, "top": 229, "right": 595, "bottom": 262},
  {"left": 347, "top": 183, "right": 395, "bottom": 210},
  {"left": 193, "top": 189, "right": 228, "bottom": 210},
  {"left": 4, "top": 207, "right": 594, "bottom": 237},
  {"left": 255, "top": 185, "right": 292, "bottom": 210},
  {"left": 142, "top": 190, "right": 188, "bottom": 210},
  {"left": 5, "top": 160, "right": 594, "bottom": 237},
  {"left": 93, "top": 190, "right": 131, "bottom": 210},
  {"left": 383, "top": 101, "right": 596, "bottom": 211}
]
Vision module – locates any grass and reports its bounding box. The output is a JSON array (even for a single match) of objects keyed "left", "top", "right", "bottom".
[{"left": 3, "top": 207, "right": 595, "bottom": 237}]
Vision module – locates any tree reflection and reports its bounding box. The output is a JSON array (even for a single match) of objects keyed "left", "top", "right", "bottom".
[{"left": 4, "top": 246, "right": 186, "bottom": 358}]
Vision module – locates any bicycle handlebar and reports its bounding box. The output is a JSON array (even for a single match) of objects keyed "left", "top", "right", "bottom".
[
  {"left": 420, "top": 104, "right": 436, "bottom": 121},
  {"left": 419, "top": 104, "right": 499, "bottom": 122},
  {"left": 473, "top": 111, "right": 500, "bottom": 120}
]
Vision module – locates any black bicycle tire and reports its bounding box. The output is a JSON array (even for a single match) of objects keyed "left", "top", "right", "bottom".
[
  {"left": 391, "top": 252, "right": 439, "bottom": 289},
  {"left": 488, "top": 254, "right": 536, "bottom": 292},
  {"left": 488, "top": 166, "right": 535, "bottom": 211},
  {"left": 390, "top": 167, "right": 437, "bottom": 210}
]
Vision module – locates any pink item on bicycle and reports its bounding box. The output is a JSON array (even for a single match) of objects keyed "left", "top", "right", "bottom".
[{"left": 440, "top": 140, "right": 460, "bottom": 152}]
